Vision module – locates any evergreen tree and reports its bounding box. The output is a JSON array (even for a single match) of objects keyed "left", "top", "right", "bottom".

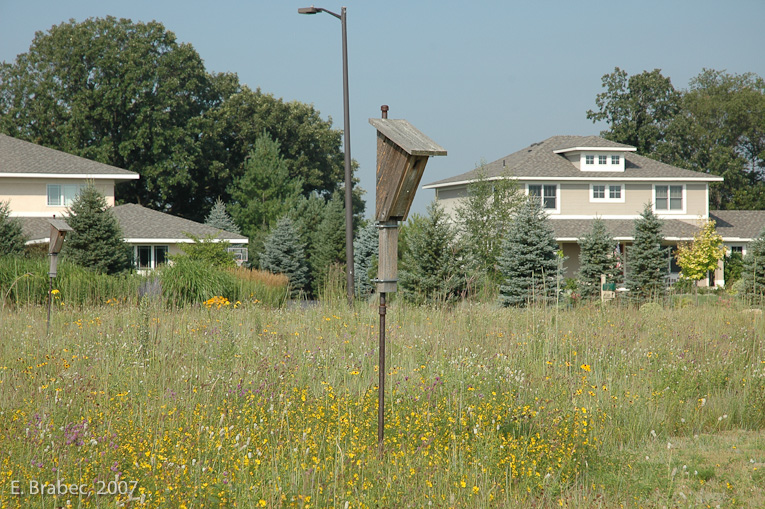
[
  {"left": 260, "top": 216, "right": 309, "bottom": 297},
  {"left": 204, "top": 198, "right": 241, "bottom": 234},
  {"left": 626, "top": 204, "right": 668, "bottom": 300},
  {"left": 399, "top": 201, "right": 465, "bottom": 305},
  {"left": 455, "top": 164, "right": 522, "bottom": 284},
  {"left": 310, "top": 192, "right": 346, "bottom": 293},
  {"left": 229, "top": 132, "right": 303, "bottom": 263},
  {"left": 288, "top": 193, "right": 327, "bottom": 293},
  {"left": 63, "top": 185, "right": 131, "bottom": 274},
  {"left": 0, "top": 200, "right": 26, "bottom": 256},
  {"left": 740, "top": 230, "right": 765, "bottom": 301},
  {"left": 497, "top": 198, "right": 561, "bottom": 307},
  {"left": 577, "top": 218, "right": 622, "bottom": 298},
  {"left": 353, "top": 222, "right": 378, "bottom": 297}
]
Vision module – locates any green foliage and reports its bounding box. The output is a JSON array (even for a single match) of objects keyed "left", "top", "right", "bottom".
[
  {"left": 63, "top": 185, "right": 131, "bottom": 275},
  {"left": 0, "top": 17, "right": 354, "bottom": 221},
  {"left": 724, "top": 251, "right": 744, "bottom": 287},
  {"left": 229, "top": 132, "right": 303, "bottom": 261},
  {"left": 577, "top": 218, "right": 622, "bottom": 298},
  {"left": 740, "top": 231, "right": 765, "bottom": 302},
  {"left": 627, "top": 204, "right": 668, "bottom": 301},
  {"left": 260, "top": 216, "right": 310, "bottom": 298},
  {"left": 308, "top": 193, "right": 347, "bottom": 294},
  {"left": 399, "top": 201, "right": 466, "bottom": 305},
  {"left": 353, "top": 222, "right": 378, "bottom": 297},
  {"left": 0, "top": 256, "right": 143, "bottom": 307},
  {"left": 0, "top": 200, "right": 26, "bottom": 256},
  {"left": 587, "top": 67, "right": 681, "bottom": 154},
  {"left": 497, "top": 198, "right": 561, "bottom": 307},
  {"left": 204, "top": 198, "right": 240, "bottom": 234},
  {"left": 454, "top": 163, "right": 522, "bottom": 284},
  {"left": 159, "top": 256, "right": 235, "bottom": 306},
  {"left": 589, "top": 67, "right": 765, "bottom": 210},
  {"left": 176, "top": 233, "right": 236, "bottom": 268},
  {"left": 674, "top": 220, "right": 725, "bottom": 283}
]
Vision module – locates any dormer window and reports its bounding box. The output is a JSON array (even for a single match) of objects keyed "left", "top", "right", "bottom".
[
  {"left": 611, "top": 155, "right": 620, "bottom": 165},
  {"left": 585, "top": 155, "right": 594, "bottom": 165},
  {"left": 598, "top": 155, "right": 607, "bottom": 165}
]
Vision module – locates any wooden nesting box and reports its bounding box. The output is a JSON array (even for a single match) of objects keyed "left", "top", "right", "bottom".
[
  {"left": 369, "top": 118, "right": 447, "bottom": 223},
  {"left": 370, "top": 117, "right": 446, "bottom": 292}
]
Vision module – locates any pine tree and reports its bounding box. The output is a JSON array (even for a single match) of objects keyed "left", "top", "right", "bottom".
[
  {"left": 63, "top": 185, "right": 131, "bottom": 274},
  {"left": 627, "top": 204, "right": 668, "bottom": 300},
  {"left": 399, "top": 201, "right": 465, "bottom": 305},
  {"left": 229, "top": 131, "right": 303, "bottom": 263},
  {"left": 260, "top": 216, "right": 309, "bottom": 297},
  {"left": 288, "top": 193, "right": 328, "bottom": 293},
  {"left": 497, "top": 198, "right": 561, "bottom": 307},
  {"left": 353, "top": 222, "right": 378, "bottom": 297},
  {"left": 204, "top": 198, "right": 241, "bottom": 234},
  {"left": 577, "top": 218, "right": 622, "bottom": 298},
  {"left": 0, "top": 200, "right": 26, "bottom": 256},
  {"left": 740, "top": 229, "right": 765, "bottom": 301},
  {"left": 310, "top": 192, "right": 347, "bottom": 294}
]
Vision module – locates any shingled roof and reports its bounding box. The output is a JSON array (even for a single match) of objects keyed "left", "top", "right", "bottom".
[
  {"left": 710, "top": 210, "right": 765, "bottom": 241},
  {"left": 18, "top": 204, "right": 246, "bottom": 244},
  {"left": 0, "top": 134, "right": 138, "bottom": 178},
  {"left": 423, "top": 135, "right": 722, "bottom": 188},
  {"left": 112, "top": 204, "right": 247, "bottom": 242},
  {"left": 550, "top": 218, "right": 701, "bottom": 242}
]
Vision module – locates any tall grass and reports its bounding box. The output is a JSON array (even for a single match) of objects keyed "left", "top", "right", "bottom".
[{"left": 1, "top": 299, "right": 763, "bottom": 506}]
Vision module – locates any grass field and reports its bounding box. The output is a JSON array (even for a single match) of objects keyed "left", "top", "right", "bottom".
[{"left": 1, "top": 297, "right": 764, "bottom": 507}]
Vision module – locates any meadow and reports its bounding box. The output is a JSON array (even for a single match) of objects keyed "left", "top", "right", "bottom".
[{"left": 0, "top": 296, "right": 764, "bottom": 508}]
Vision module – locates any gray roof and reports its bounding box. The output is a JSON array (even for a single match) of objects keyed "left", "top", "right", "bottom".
[
  {"left": 424, "top": 135, "right": 721, "bottom": 187},
  {"left": 18, "top": 204, "right": 246, "bottom": 244},
  {"left": 710, "top": 210, "right": 765, "bottom": 241},
  {"left": 368, "top": 119, "right": 447, "bottom": 156},
  {"left": 113, "top": 204, "right": 247, "bottom": 242},
  {"left": 0, "top": 133, "right": 138, "bottom": 178},
  {"left": 551, "top": 218, "right": 701, "bottom": 242}
]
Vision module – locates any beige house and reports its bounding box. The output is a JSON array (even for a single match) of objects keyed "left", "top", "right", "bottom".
[
  {"left": 424, "top": 135, "right": 765, "bottom": 286},
  {"left": 0, "top": 133, "right": 247, "bottom": 269}
]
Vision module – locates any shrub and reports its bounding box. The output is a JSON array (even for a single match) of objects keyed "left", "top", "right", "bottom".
[{"left": 160, "top": 257, "right": 235, "bottom": 307}]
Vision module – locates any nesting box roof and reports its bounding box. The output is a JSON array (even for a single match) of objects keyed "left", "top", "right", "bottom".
[
  {"left": 48, "top": 218, "right": 73, "bottom": 232},
  {"left": 368, "top": 119, "right": 447, "bottom": 156}
]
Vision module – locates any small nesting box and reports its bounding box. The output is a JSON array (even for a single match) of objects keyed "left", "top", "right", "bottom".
[{"left": 369, "top": 116, "right": 446, "bottom": 293}]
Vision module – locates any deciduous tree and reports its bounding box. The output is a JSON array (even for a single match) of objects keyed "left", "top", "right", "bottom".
[{"left": 674, "top": 220, "right": 725, "bottom": 285}]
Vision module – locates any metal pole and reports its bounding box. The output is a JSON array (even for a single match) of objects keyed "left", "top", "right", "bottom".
[
  {"left": 47, "top": 274, "right": 52, "bottom": 336},
  {"left": 341, "top": 6, "right": 355, "bottom": 306},
  {"left": 378, "top": 291, "right": 386, "bottom": 455}
]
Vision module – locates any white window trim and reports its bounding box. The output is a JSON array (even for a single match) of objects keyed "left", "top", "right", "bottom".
[
  {"left": 135, "top": 245, "right": 169, "bottom": 270},
  {"left": 525, "top": 183, "right": 560, "bottom": 214},
  {"left": 579, "top": 152, "right": 626, "bottom": 172},
  {"left": 589, "top": 183, "right": 625, "bottom": 203},
  {"left": 653, "top": 184, "right": 686, "bottom": 214},
  {"left": 47, "top": 183, "right": 85, "bottom": 207}
]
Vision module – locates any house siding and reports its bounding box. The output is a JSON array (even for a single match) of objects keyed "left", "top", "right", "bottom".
[
  {"left": 1, "top": 177, "right": 115, "bottom": 216},
  {"left": 435, "top": 185, "right": 468, "bottom": 218}
]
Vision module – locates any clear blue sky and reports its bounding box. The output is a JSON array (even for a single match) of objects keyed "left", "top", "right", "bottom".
[{"left": 2, "top": 1, "right": 764, "bottom": 217}]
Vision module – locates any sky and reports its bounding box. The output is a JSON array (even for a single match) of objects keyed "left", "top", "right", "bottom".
[{"left": 2, "top": 0, "right": 765, "bottom": 218}]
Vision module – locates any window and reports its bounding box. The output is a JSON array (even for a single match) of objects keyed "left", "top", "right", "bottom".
[
  {"left": 609, "top": 185, "right": 621, "bottom": 199},
  {"left": 585, "top": 155, "right": 594, "bottom": 165},
  {"left": 592, "top": 185, "right": 605, "bottom": 199},
  {"left": 598, "top": 155, "right": 608, "bottom": 165},
  {"left": 47, "top": 184, "right": 84, "bottom": 206},
  {"left": 731, "top": 246, "right": 743, "bottom": 254},
  {"left": 655, "top": 185, "right": 683, "bottom": 211},
  {"left": 528, "top": 184, "right": 557, "bottom": 210},
  {"left": 591, "top": 184, "right": 624, "bottom": 202},
  {"left": 135, "top": 245, "right": 169, "bottom": 270},
  {"left": 611, "top": 155, "right": 620, "bottom": 165}
]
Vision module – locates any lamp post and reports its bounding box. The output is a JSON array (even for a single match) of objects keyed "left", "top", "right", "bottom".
[{"left": 298, "top": 5, "right": 355, "bottom": 306}]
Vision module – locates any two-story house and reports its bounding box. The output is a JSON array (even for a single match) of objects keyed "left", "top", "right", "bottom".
[
  {"left": 423, "top": 135, "right": 765, "bottom": 286},
  {"left": 0, "top": 133, "right": 247, "bottom": 269}
]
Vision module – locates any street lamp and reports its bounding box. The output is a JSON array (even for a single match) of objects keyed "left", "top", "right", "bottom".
[{"left": 298, "top": 5, "right": 355, "bottom": 306}]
